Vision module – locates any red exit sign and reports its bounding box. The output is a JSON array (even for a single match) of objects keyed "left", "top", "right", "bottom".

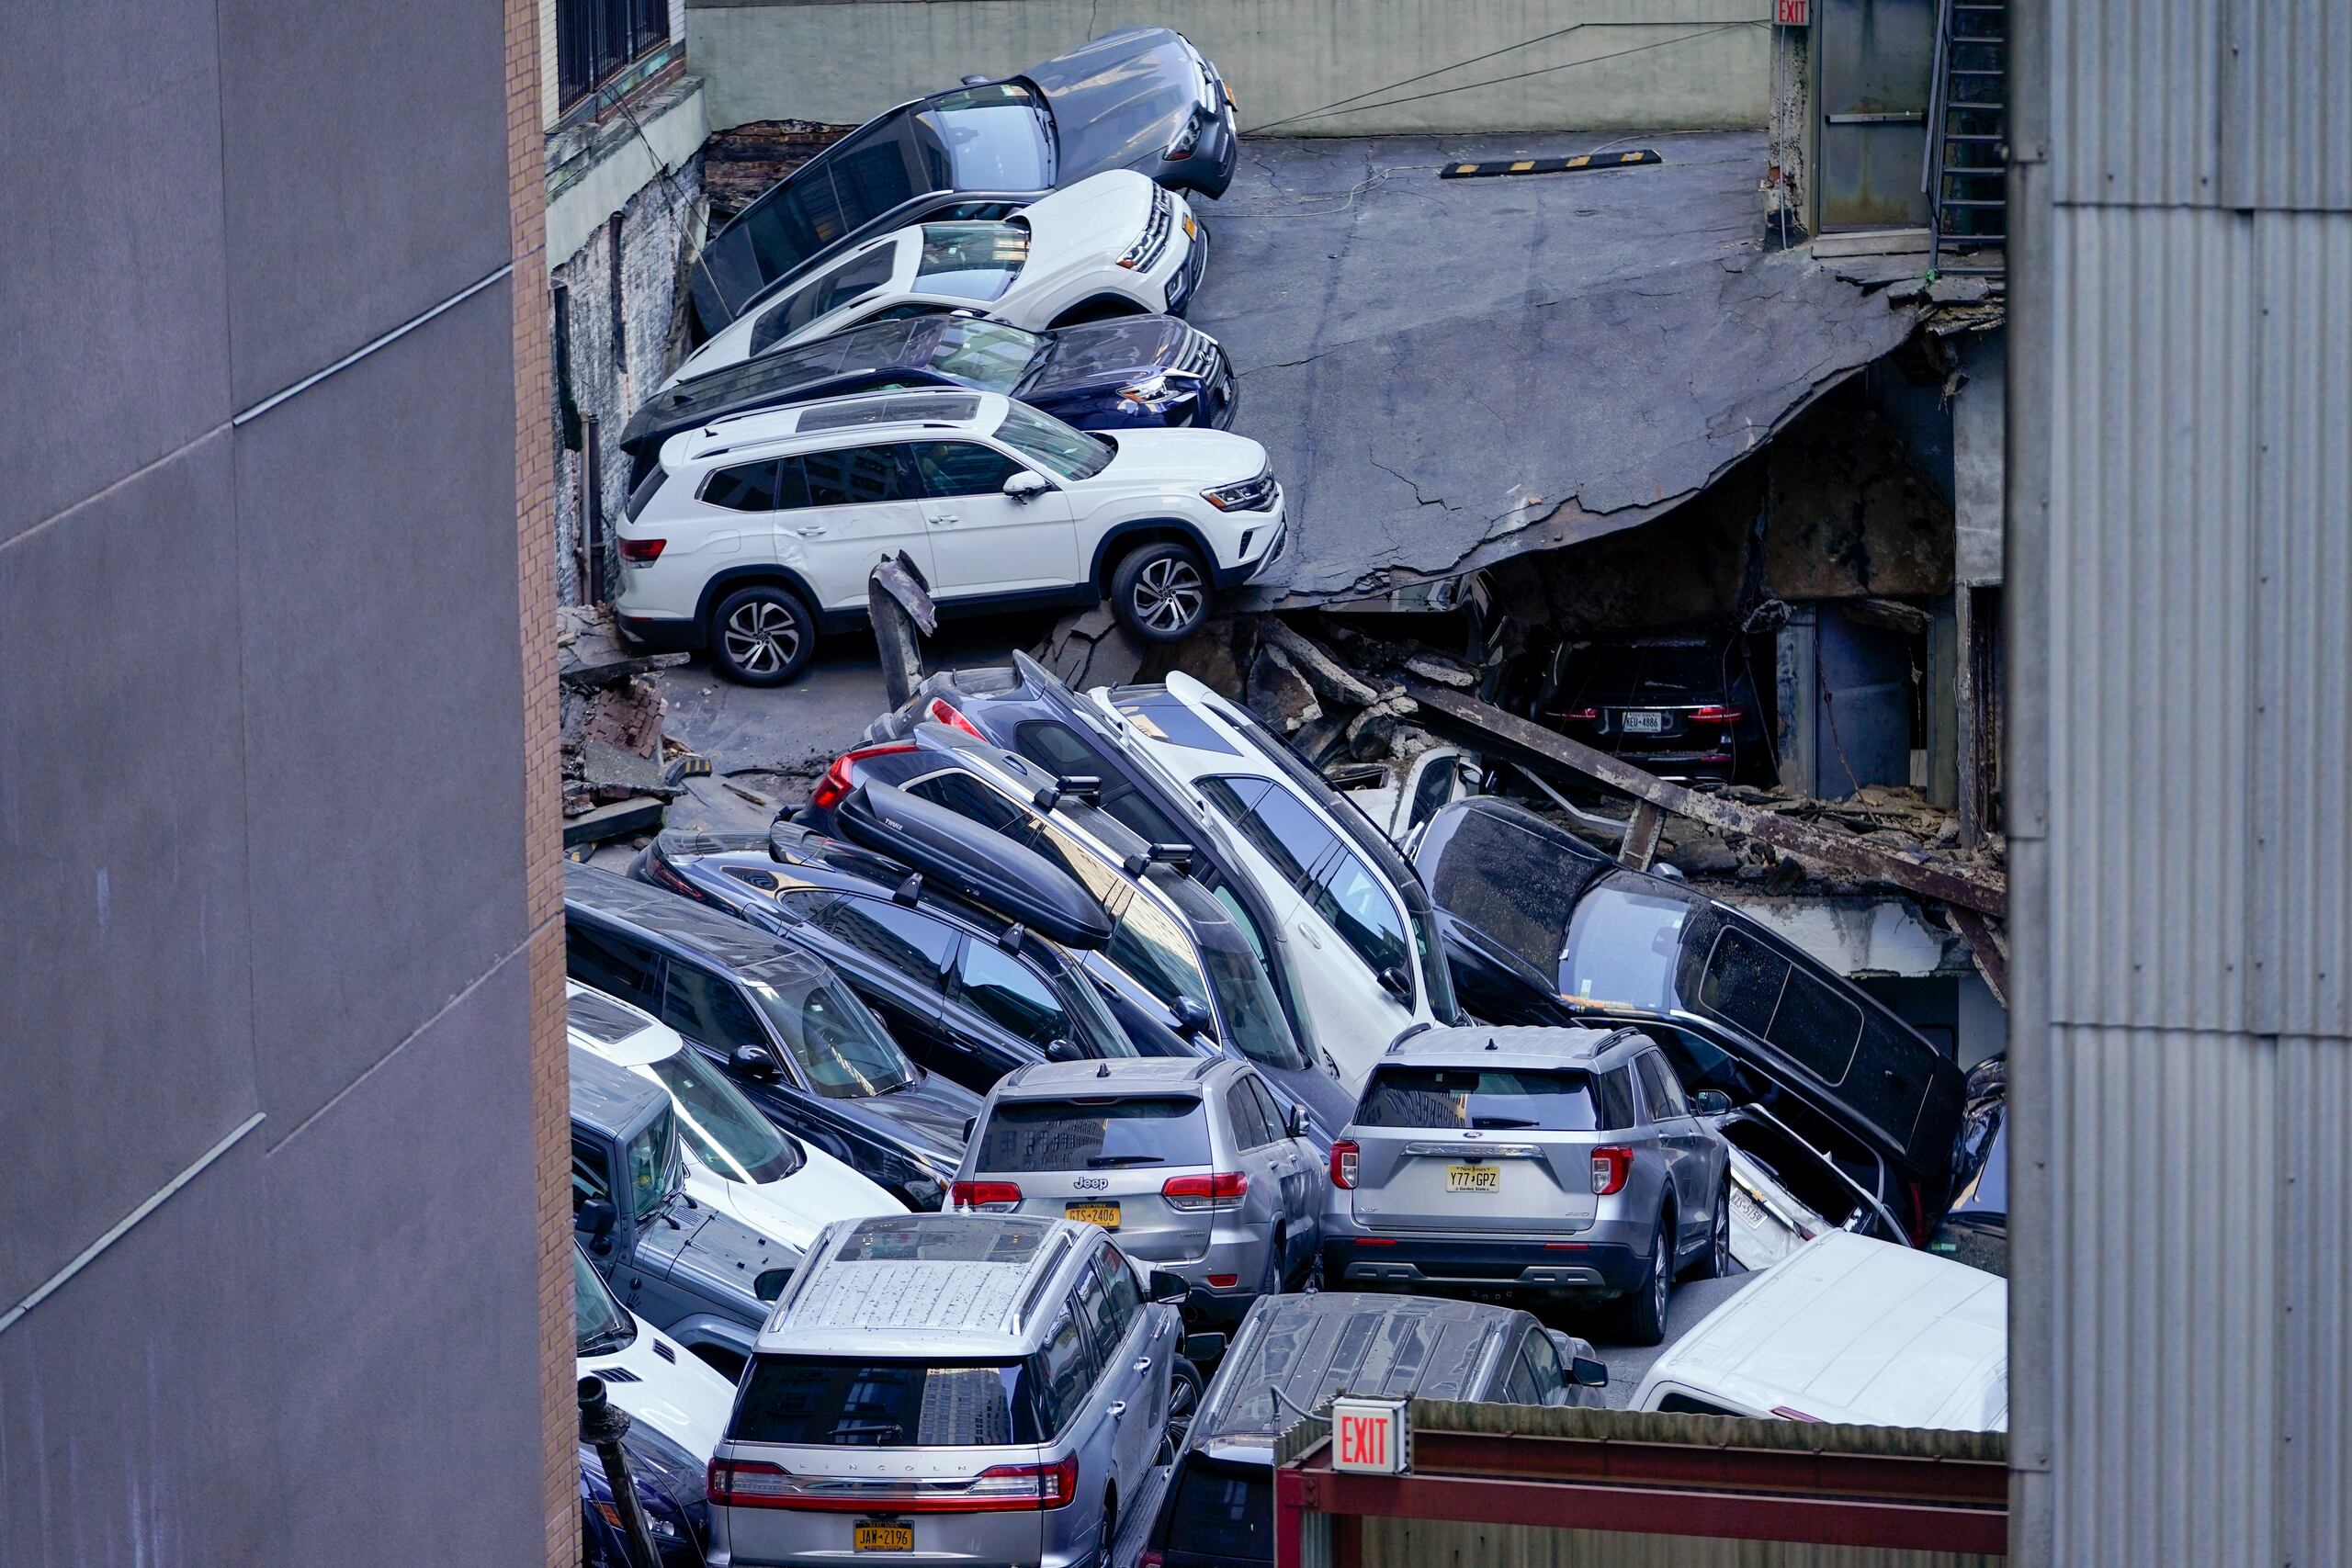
[
  {"left": 1777, "top": 0, "right": 1809, "bottom": 24},
  {"left": 1330, "top": 1397, "right": 1408, "bottom": 1475}
]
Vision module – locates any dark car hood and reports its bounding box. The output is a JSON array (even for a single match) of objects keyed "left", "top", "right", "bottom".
[
  {"left": 1255, "top": 1061, "right": 1352, "bottom": 1149},
  {"left": 1023, "top": 315, "right": 1193, "bottom": 393},
  {"left": 862, "top": 1070, "right": 981, "bottom": 1163},
  {"left": 1023, "top": 27, "right": 1201, "bottom": 180}
]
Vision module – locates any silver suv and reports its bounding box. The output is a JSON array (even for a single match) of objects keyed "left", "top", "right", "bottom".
[
  {"left": 955, "top": 1058, "right": 1325, "bottom": 1323},
  {"left": 1318, "top": 1024, "right": 1733, "bottom": 1344},
  {"left": 707, "top": 1213, "right": 1188, "bottom": 1566}
]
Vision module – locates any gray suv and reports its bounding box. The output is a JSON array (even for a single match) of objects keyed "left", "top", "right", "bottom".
[
  {"left": 707, "top": 1213, "right": 1192, "bottom": 1567},
  {"left": 955, "top": 1057, "right": 1325, "bottom": 1323},
  {"left": 1318, "top": 1025, "right": 1733, "bottom": 1344}
]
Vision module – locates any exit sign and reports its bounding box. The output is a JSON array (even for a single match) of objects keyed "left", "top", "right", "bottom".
[
  {"left": 1777, "top": 0, "right": 1808, "bottom": 23},
  {"left": 1330, "top": 1397, "right": 1408, "bottom": 1475}
]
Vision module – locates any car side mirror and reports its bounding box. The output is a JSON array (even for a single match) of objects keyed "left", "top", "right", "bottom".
[
  {"left": 1148, "top": 1269, "right": 1191, "bottom": 1305},
  {"left": 1045, "top": 1037, "right": 1082, "bottom": 1063},
  {"left": 753, "top": 1267, "right": 794, "bottom": 1303},
  {"left": 962, "top": 1116, "right": 978, "bottom": 1143},
  {"left": 577, "top": 1198, "right": 616, "bottom": 1240},
  {"left": 1182, "top": 1332, "right": 1227, "bottom": 1362},
  {"left": 1376, "top": 966, "right": 1411, "bottom": 999},
  {"left": 1170, "top": 995, "right": 1216, "bottom": 1039},
  {"left": 961, "top": 73, "right": 990, "bottom": 86},
  {"left": 732, "top": 1043, "right": 781, "bottom": 1078},
  {"left": 1003, "top": 470, "right": 1050, "bottom": 503},
  {"left": 1285, "top": 1103, "right": 1310, "bottom": 1140},
  {"left": 1572, "top": 1355, "right": 1611, "bottom": 1388},
  {"left": 1690, "top": 1089, "right": 1733, "bottom": 1116}
]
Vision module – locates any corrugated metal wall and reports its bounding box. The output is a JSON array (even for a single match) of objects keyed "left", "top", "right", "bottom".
[
  {"left": 2011, "top": 1, "right": 2352, "bottom": 1564},
  {"left": 1353, "top": 1521, "right": 2000, "bottom": 1568}
]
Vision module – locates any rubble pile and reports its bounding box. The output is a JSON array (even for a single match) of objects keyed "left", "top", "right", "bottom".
[{"left": 557, "top": 605, "right": 687, "bottom": 844}]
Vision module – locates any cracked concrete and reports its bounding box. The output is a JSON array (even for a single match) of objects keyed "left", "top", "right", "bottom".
[{"left": 1185, "top": 131, "right": 1925, "bottom": 604}]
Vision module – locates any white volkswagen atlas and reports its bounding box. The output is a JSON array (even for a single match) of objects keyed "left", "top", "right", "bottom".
[
  {"left": 615, "top": 389, "right": 1284, "bottom": 682},
  {"left": 664, "top": 170, "right": 1205, "bottom": 389}
]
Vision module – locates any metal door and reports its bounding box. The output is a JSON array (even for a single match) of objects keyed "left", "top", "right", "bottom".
[{"left": 1815, "top": 0, "right": 1936, "bottom": 229}]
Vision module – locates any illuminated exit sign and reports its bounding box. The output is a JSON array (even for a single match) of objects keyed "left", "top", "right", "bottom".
[
  {"left": 1330, "top": 1397, "right": 1408, "bottom": 1475},
  {"left": 1777, "top": 0, "right": 1808, "bottom": 23}
]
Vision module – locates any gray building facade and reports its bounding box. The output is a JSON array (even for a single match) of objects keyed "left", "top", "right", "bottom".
[{"left": 0, "top": 0, "right": 571, "bottom": 1564}]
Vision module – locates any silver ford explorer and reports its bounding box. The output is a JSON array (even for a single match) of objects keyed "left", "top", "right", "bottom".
[
  {"left": 707, "top": 1213, "right": 1190, "bottom": 1567},
  {"left": 1318, "top": 1024, "right": 1734, "bottom": 1345}
]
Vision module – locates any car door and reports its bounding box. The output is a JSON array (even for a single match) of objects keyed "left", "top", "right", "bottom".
[
  {"left": 1220, "top": 1077, "right": 1295, "bottom": 1270},
  {"left": 785, "top": 443, "right": 938, "bottom": 611},
  {"left": 902, "top": 438, "right": 1080, "bottom": 599},
  {"left": 1076, "top": 1248, "right": 1155, "bottom": 1500},
  {"left": 946, "top": 938, "right": 1076, "bottom": 1090},
  {"left": 1245, "top": 1072, "right": 1317, "bottom": 1248},
  {"left": 801, "top": 893, "right": 962, "bottom": 1072},
  {"left": 566, "top": 916, "right": 667, "bottom": 1013},
  {"left": 1036, "top": 1296, "right": 1118, "bottom": 1560},
  {"left": 1634, "top": 1050, "right": 1709, "bottom": 1258}
]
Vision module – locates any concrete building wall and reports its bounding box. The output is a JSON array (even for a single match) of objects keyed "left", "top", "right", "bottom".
[
  {"left": 685, "top": 0, "right": 1771, "bottom": 136},
  {"left": 0, "top": 0, "right": 568, "bottom": 1562}
]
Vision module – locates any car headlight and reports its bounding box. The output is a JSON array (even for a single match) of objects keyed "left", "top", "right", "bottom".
[
  {"left": 1118, "top": 188, "right": 1175, "bottom": 270},
  {"left": 594, "top": 1501, "right": 679, "bottom": 1540},
  {"left": 1118, "top": 372, "right": 1194, "bottom": 409},
  {"left": 1203, "top": 470, "right": 1277, "bottom": 512},
  {"left": 1165, "top": 110, "right": 1205, "bottom": 161}
]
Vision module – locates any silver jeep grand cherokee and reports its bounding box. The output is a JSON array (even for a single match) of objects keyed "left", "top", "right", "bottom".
[
  {"left": 1318, "top": 1024, "right": 1733, "bottom": 1344},
  {"left": 707, "top": 1213, "right": 1192, "bottom": 1567}
]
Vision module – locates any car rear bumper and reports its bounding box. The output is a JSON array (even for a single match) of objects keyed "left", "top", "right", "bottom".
[
  {"left": 1318, "top": 1224, "right": 1654, "bottom": 1298},
  {"left": 616, "top": 613, "right": 701, "bottom": 653}
]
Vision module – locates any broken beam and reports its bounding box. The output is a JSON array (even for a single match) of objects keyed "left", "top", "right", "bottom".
[
  {"left": 1948, "top": 906, "right": 2009, "bottom": 1007},
  {"left": 1400, "top": 682, "right": 2007, "bottom": 916}
]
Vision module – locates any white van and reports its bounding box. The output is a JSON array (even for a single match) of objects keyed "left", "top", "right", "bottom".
[{"left": 1629, "top": 1230, "right": 2007, "bottom": 1430}]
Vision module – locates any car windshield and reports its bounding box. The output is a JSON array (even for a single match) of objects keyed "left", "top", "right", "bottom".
[
  {"left": 926, "top": 83, "right": 1054, "bottom": 187},
  {"left": 926, "top": 318, "right": 1046, "bottom": 390},
  {"left": 1355, "top": 1066, "right": 1599, "bottom": 1131},
  {"left": 638, "top": 1050, "right": 802, "bottom": 1185},
  {"left": 1560, "top": 880, "right": 1690, "bottom": 1010},
  {"left": 1162, "top": 1456, "right": 1272, "bottom": 1565},
  {"left": 916, "top": 222, "right": 1029, "bottom": 300},
  {"left": 574, "top": 1247, "right": 636, "bottom": 1358},
  {"left": 745, "top": 964, "right": 919, "bottom": 1097},
  {"left": 1164, "top": 876, "right": 1306, "bottom": 1070},
  {"left": 625, "top": 1105, "right": 682, "bottom": 1217},
  {"left": 977, "top": 1096, "right": 1212, "bottom": 1171},
  {"left": 994, "top": 400, "right": 1114, "bottom": 479},
  {"left": 734, "top": 1354, "right": 1047, "bottom": 1447}
]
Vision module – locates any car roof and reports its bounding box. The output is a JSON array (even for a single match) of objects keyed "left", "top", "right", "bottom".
[
  {"left": 1637, "top": 1232, "right": 2008, "bottom": 1429},
  {"left": 675, "top": 388, "right": 1007, "bottom": 467},
  {"left": 571, "top": 1042, "right": 671, "bottom": 1136},
  {"left": 621, "top": 316, "right": 952, "bottom": 453},
  {"left": 1193, "top": 1293, "right": 1523, "bottom": 1457},
  {"left": 564, "top": 980, "right": 681, "bottom": 1068},
  {"left": 1384, "top": 1022, "right": 1631, "bottom": 1070},
  {"left": 563, "top": 862, "right": 831, "bottom": 984},
  {"left": 992, "top": 1055, "right": 1229, "bottom": 1100},
  {"left": 759, "top": 1213, "right": 1094, "bottom": 1357}
]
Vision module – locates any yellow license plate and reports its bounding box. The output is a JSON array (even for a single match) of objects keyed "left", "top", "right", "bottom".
[
  {"left": 1066, "top": 1201, "right": 1122, "bottom": 1228},
  {"left": 1446, "top": 1165, "right": 1500, "bottom": 1192},
  {"left": 1183, "top": 214, "right": 1199, "bottom": 239},
  {"left": 854, "top": 1523, "right": 913, "bottom": 1552}
]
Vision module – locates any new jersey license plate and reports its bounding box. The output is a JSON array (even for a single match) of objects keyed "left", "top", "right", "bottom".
[
  {"left": 854, "top": 1522, "right": 912, "bottom": 1552},
  {"left": 1622, "top": 709, "right": 1668, "bottom": 733},
  {"left": 1446, "top": 1165, "right": 1500, "bottom": 1192},
  {"left": 1066, "top": 1201, "right": 1122, "bottom": 1228}
]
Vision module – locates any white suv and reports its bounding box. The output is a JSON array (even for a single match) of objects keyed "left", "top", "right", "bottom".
[
  {"left": 666, "top": 170, "right": 1206, "bottom": 389},
  {"left": 616, "top": 389, "right": 1284, "bottom": 683}
]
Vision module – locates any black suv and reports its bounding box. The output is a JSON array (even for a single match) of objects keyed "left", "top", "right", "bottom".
[{"left": 563, "top": 863, "right": 977, "bottom": 1210}]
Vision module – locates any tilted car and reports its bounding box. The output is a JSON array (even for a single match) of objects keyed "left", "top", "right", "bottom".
[
  {"left": 571, "top": 1046, "right": 800, "bottom": 1378},
  {"left": 669, "top": 173, "right": 1206, "bottom": 389},
  {"left": 1415, "top": 795, "right": 1968, "bottom": 1229},
  {"left": 953, "top": 1056, "right": 1325, "bottom": 1323},
  {"left": 1320, "top": 1023, "right": 1732, "bottom": 1345},
  {"left": 1142, "top": 1292, "right": 1606, "bottom": 1568},
  {"left": 573, "top": 1240, "right": 735, "bottom": 1463},
  {"left": 566, "top": 863, "right": 977, "bottom": 1211},
  {"left": 705, "top": 1213, "right": 1202, "bottom": 1568},
  {"left": 566, "top": 980, "right": 906, "bottom": 1247},
  {"left": 688, "top": 27, "right": 1238, "bottom": 337},
  {"left": 621, "top": 315, "right": 1235, "bottom": 494},
  {"left": 579, "top": 1412, "right": 713, "bottom": 1568},
  {"left": 616, "top": 389, "right": 1283, "bottom": 682}
]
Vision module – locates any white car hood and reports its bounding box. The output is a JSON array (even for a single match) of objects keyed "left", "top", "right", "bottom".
[
  {"left": 1016, "top": 170, "right": 1158, "bottom": 265},
  {"left": 684, "top": 1142, "right": 904, "bottom": 1252},
  {"left": 581, "top": 1315, "right": 735, "bottom": 1461},
  {"left": 1095, "top": 427, "right": 1267, "bottom": 490}
]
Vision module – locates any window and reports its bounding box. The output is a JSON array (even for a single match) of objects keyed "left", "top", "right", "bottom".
[
  {"left": 1200, "top": 777, "right": 1335, "bottom": 894},
  {"left": 1594, "top": 1066, "right": 1639, "bottom": 1131},
  {"left": 814, "top": 897, "right": 956, "bottom": 989},
  {"left": 914, "top": 223, "right": 1029, "bottom": 301},
  {"left": 904, "top": 440, "right": 1027, "bottom": 499},
  {"left": 557, "top": 0, "right": 671, "bottom": 113},
  {"left": 575, "top": 1247, "right": 636, "bottom": 1357},
  {"left": 1697, "top": 926, "right": 1788, "bottom": 1035},
  {"left": 1160, "top": 1458, "right": 1271, "bottom": 1564},
  {"left": 700, "top": 459, "right": 797, "bottom": 513},
  {"left": 798, "top": 444, "right": 920, "bottom": 508},
  {"left": 637, "top": 1043, "right": 802, "bottom": 1184},
  {"left": 659, "top": 961, "right": 768, "bottom": 1053},
  {"left": 1354, "top": 1067, "right": 1599, "bottom": 1132},
  {"left": 733, "top": 1355, "right": 1045, "bottom": 1447},
  {"left": 955, "top": 942, "right": 1070, "bottom": 1048},
  {"left": 1521, "top": 1327, "right": 1566, "bottom": 1401},
  {"left": 1632, "top": 1053, "right": 1679, "bottom": 1123},
  {"left": 1095, "top": 1248, "right": 1143, "bottom": 1339},
  {"left": 1654, "top": 1392, "right": 1742, "bottom": 1417},
  {"left": 566, "top": 919, "right": 663, "bottom": 1010},
  {"left": 1073, "top": 1265, "right": 1115, "bottom": 1382},
  {"left": 748, "top": 243, "right": 901, "bottom": 356},
  {"left": 1560, "top": 881, "right": 1691, "bottom": 1010},
  {"left": 1700, "top": 928, "right": 1864, "bottom": 1085},
  {"left": 1225, "top": 1081, "right": 1275, "bottom": 1150},
  {"left": 624, "top": 1106, "right": 680, "bottom": 1219},
  {"left": 1499, "top": 1341, "right": 1543, "bottom": 1406},
  {"left": 928, "top": 83, "right": 1054, "bottom": 186},
  {"left": 571, "top": 1137, "right": 615, "bottom": 1213},
  {"left": 976, "top": 1096, "right": 1210, "bottom": 1173},
  {"left": 927, "top": 321, "right": 1045, "bottom": 390},
  {"left": 993, "top": 401, "right": 1114, "bottom": 479},
  {"left": 741, "top": 962, "right": 919, "bottom": 1098},
  {"left": 1305, "top": 844, "right": 1410, "bottom": 980},
  {"left": 1033, "top": 1306, "right": 1092, "bottom": 1435},
  {"left": 1245, "top": 1076, "right": 1292, "bottom": 1143}
]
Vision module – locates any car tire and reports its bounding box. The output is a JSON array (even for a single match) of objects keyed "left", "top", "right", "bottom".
[
  {"left": 1259, "top": 1230, "right": 1283, "bottom": 1299},
  {"left": 1617, "top": 1208, "right": 1675, "bottom": 1347},
  {"left": 708, "top": 583, "right": 816, "bottom": 687},
  {"left": 1159, "top": 1356, "right": 1203, "bottom": 1464},
  {"left": 1688, "top": 1180, "right": 1732, "bottom": 1280},
  {"left": 1111, "top": 541, "right": 1210, "bottom": 643},
  {"left": 1093, "top": 1493, "right": 1117, "bottom": 1568}
]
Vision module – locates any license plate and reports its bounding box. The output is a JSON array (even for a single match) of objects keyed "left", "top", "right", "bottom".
[
  {"left": 1066, "top": 1201, "right": 1122, "bottom": 1228},
  {"left": 1730, "top": 1185, "right": 1768, "bottom": 1228},
  {"left": 854, "top": 1523, "right": 912, "bottom": 1552},
  {"left": 1182, "top": 213, "right": 1199, "bottom": 240},
  {"left": 1622, "top": 710, "right": 1668, "bottom": 733},
  {"left": 1446, "top": 1165, "right": 1499, "bottom": 1192}
]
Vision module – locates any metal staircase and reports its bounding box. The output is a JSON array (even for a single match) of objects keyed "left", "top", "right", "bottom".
[{"left": 1923, "top": 0, "right": 2007, "bottom": 275}]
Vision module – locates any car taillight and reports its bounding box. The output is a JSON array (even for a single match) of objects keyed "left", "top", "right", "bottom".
[
  {"left": 1140, "top": 1551, "right": 1165, "bottom": 1568},
  {"left": 618, "top": 536, "right": 665, "bottom": 562},
  {"left": 711, "top": 1454, "right": 1078, "bottom": 1512},
  {"left": 809, "top": 740, "right": 917, "bottom": 813},
  {"left": 1556, "top": 706, "right": 1600, "bottom": 722},
  {"left": 1161, "top": 1171, "right": 1248, "bottom": 1211},
  {"left": 1690, "top": 705, "right": 1744, "bottom": 723},
  {"left": 925, "top": 696, "right": 984, "bottom": 739},
  {"left": 708, "top": 1458, "right": 793, "bottom": 1507},
  {"left": 1590, "top": 1145, "right": 1633, "bottom": 1196},
  {"left": 977, "top": 1453, "right": 1080, "bottom": 1510},
  {"left": 1329, "top": 1139, "right": 1359, "bottom": 1190},
  {"left": 951, "top": 1179, "right": 1023, "bottom": 1212}
]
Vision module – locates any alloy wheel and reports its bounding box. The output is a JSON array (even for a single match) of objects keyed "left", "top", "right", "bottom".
[
  {"left": 1712, "top": 1188, "right": 1732, "bottom": 1275},
  {"left": 1652, "top": 1217, "right": 1672, "bottom": 1323},
  {"left": 1159, "top": 1357, "right": 1203, "bottom": 1462},
  {"left": 722, "top": 599, "right": 801, "bottom": 676},
  {"left": 1132, "top": 555, "right": 1205, "bottom": 634}
]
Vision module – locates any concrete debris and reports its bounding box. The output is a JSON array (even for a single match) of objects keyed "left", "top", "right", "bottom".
[
  {"left": 1035, "top": 605, "right": 1148, "bottom": 691},
  {"left": 559, "top": 604, "right": 681, "bottom": 823},
  {"left": 1259, "top": 618, "right": 1384, "bottom": 709},
  {"left": 1402, "top": 652, "right": 1479, "bottom": 689},
  {"left": 558, "top": 603, "right": 687, "bottom": 690},
  {"left": 1246, "top": 638, "right": 1321, "bottom": 735}
]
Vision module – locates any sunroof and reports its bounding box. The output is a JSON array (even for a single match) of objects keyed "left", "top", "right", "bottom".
[
  {"left": 840, "top": 1215, "right": 1051, "bottom": 1265},
  {"left": 567, "top": 987, "right": 649, "bottom": 1045},
  {"left": 797, "top": 393, "right": 978, "bottom": 433}
]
